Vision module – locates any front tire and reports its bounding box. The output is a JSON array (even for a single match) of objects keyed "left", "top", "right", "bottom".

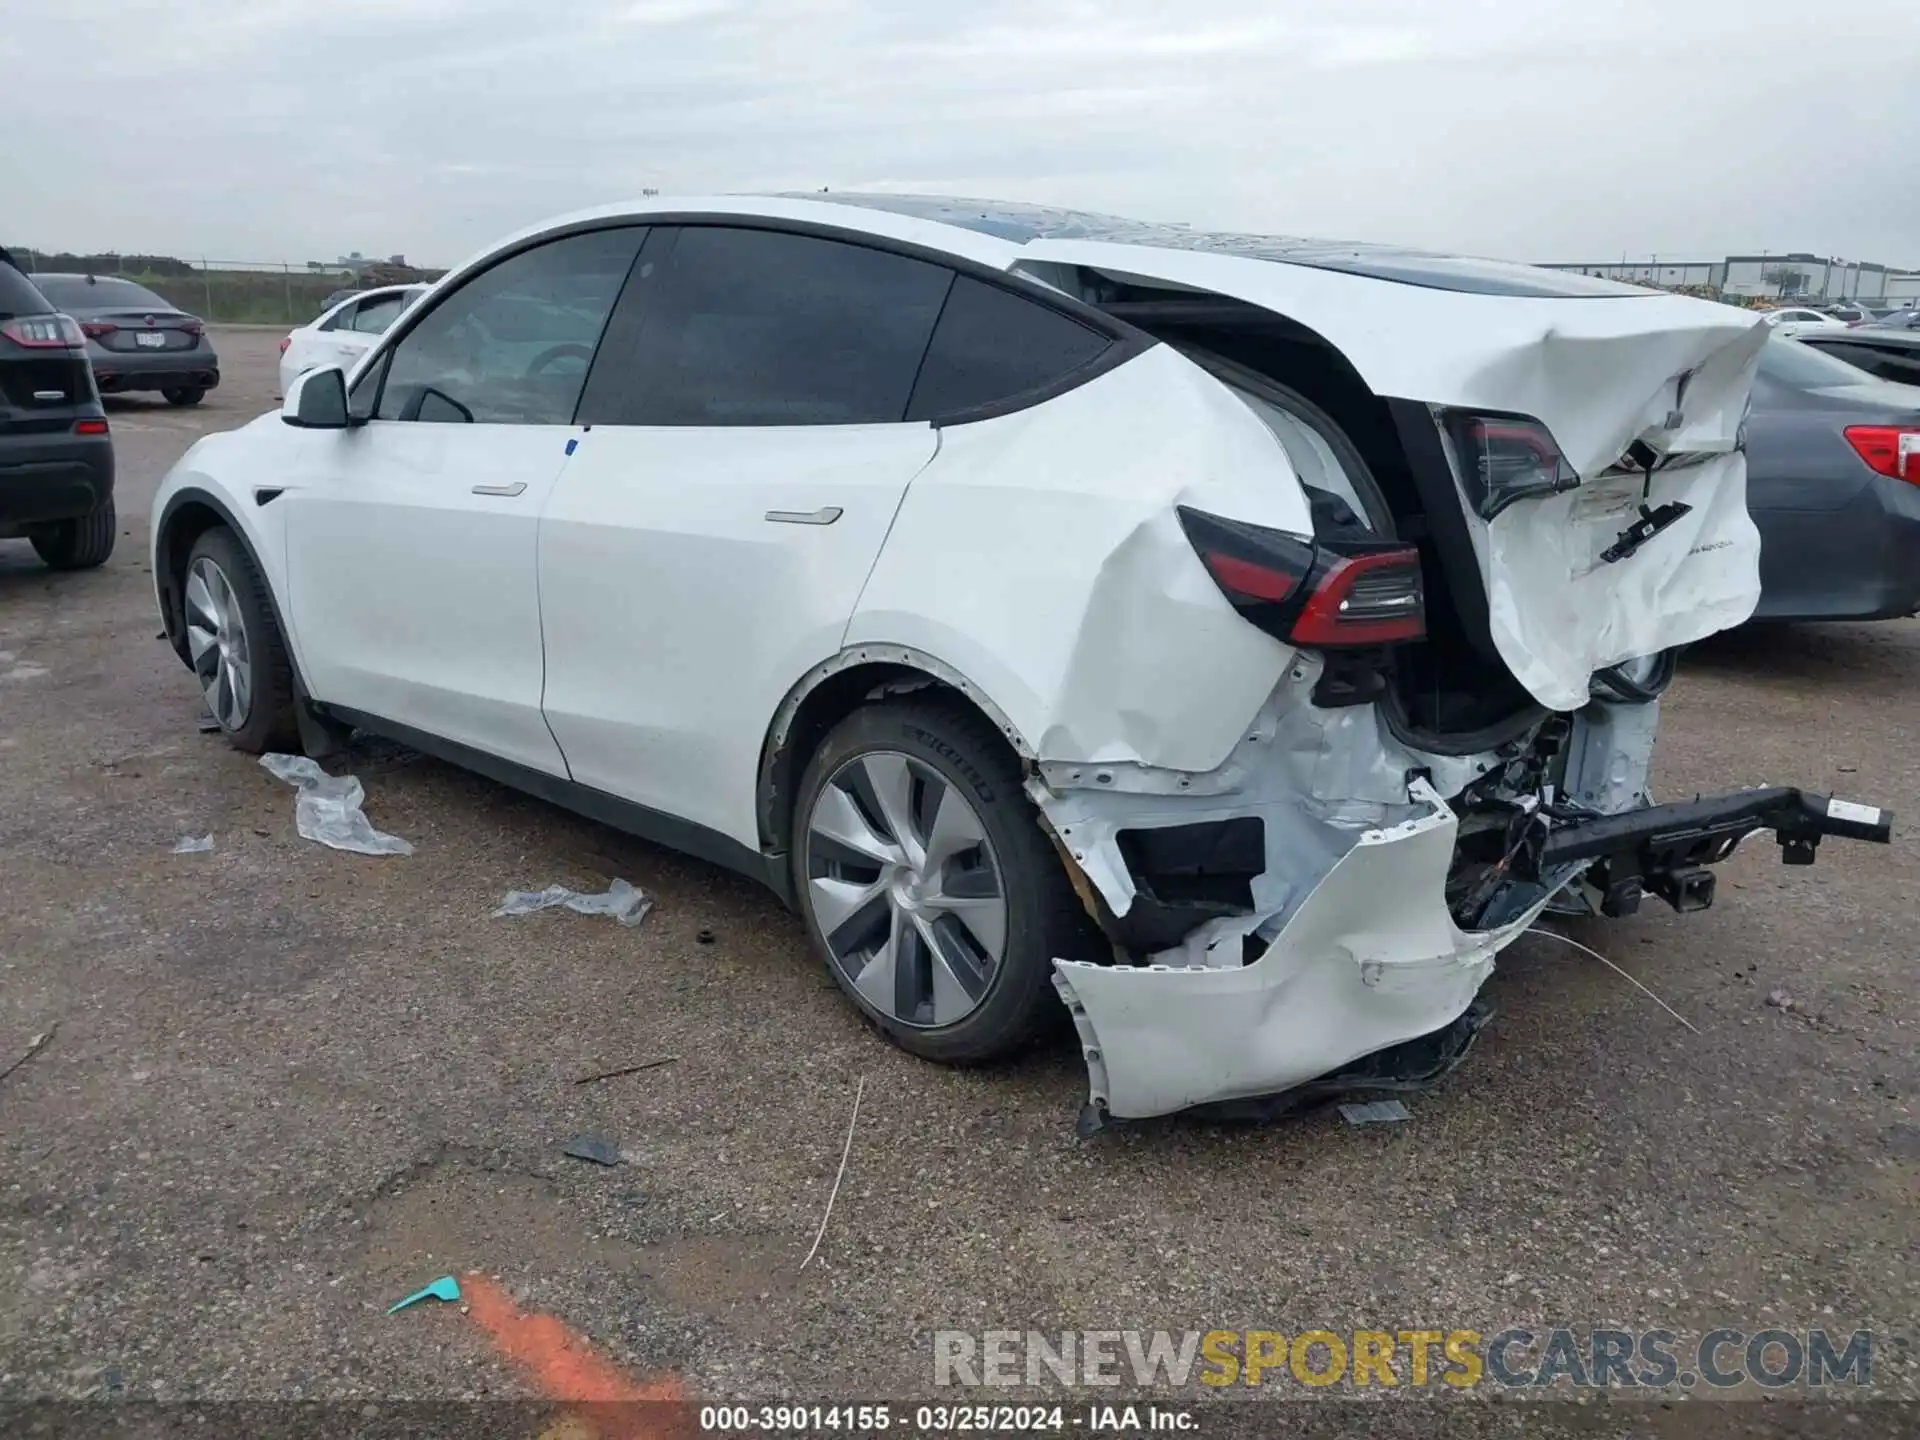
[
  {"left": 29, "top": 498, "right": 116, "bottom": 570},
  {"left": 163, "top": 387, "right": 206, "bottom": 407},
  {"left": 182, "top": 527, "right": 298, "bottom": 753},
  {"left": 791, "top": 695, "right": 1100, "bottom": 1065}
]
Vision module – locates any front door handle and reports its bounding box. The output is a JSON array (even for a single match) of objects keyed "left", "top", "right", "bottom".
[
  {"left": 472, "top": 482, "right": 528, "bottom": 497},
  {"left": 765, "top": 506, "right": 842, "bottom": 526}
]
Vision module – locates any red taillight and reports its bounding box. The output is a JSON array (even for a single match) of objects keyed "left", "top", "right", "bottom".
[
  {"left": 1, "top": 314, "right": 86, "bottom": 349},
  {"left": 1288, "top": 549, "right": 1427, "bottom": 646},
  {"left": 279, "top": 336, "right": 292, "bottom": 355},
  {"left": 73, "top": 419, "right": 109, "bottom": 436},
  {"left": 183, "top": 319, "right": 204, "bottom": 336},
  {"left": 80, "top": 320, "right": 117, "bottom": 339},
  {"left": 1178, "top": 506, "right": 1425, "bottom": 649},
  {"left": 1844, "top": 426, "right": 1920, "bottom": 484},
  {"left": 1441, "top": 412, "right": 1581, "bottom": 520}
]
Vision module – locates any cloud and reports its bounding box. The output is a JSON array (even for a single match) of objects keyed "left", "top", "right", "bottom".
[{"left": 1, "top": 0, "right": 1916, "bottom": 268}]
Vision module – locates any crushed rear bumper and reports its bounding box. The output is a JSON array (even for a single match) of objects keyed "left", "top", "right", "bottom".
[{"left": 1053, "top": 777, "right": 1892, "bottom": 1124}]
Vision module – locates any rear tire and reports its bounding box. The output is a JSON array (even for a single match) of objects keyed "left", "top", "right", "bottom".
[
  {"left": 182, "top": 527, "right": 298, "bottom": 754},
  {"left": 163, "top": 388, "right": 206, "bottom": 407},
  {"left": 29, "top": 498, "right": 116, "bottom": 570},
  {"left": 791, "top": 694, "right": 1101, "bottom": 1065}
]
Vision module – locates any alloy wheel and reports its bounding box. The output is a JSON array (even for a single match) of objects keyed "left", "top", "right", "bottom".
[
  {"left": 184, "top": 556, "right": 253, "bottom": 732},
  {"left": 804, "top": 750, "right": 1008, "bottom": 1029}
]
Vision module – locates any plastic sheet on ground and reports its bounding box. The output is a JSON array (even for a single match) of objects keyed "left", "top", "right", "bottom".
[
  {"left": 493, "top": 879, "right": 652, "bottom": 927},
  {"left": 171, "top": 834, "right": 215, "bottom": 854},
  {"left": 259, "top": 753, "right": 414, "bottom": 857}
]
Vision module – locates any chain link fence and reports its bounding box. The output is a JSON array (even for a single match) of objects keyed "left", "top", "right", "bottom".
[{"left": 8, "top": 249, "right": 437, "bottom": 326}]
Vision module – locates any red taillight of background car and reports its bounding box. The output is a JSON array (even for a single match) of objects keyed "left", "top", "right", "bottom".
[
  {"left": 1, "top": 314, "right": 87, "bottom": 349},
  {"left": 80, "top": 320, "right": 117, "bottom": 339},
  {"left": 183, "top": 320, "right": 204, "bottom": 337},
  {"left": 1178, "top": 505, "right": 1426, "bottom": 648},
  {"left": 73, "top": 419, "right": 109, "bottom": 436},
  {"left": 279, "top": 336, "right": 292, "bottom": 355},
  {"left": 1844, "top": 426, "right": 1920, "bottom": 484}
]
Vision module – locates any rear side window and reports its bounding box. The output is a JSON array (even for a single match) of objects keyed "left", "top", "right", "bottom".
[
  {"left": 351, "top": 293, "right": 407, "bottom": 333},
  {"left": 0, "top": 263, "right": 51, "bottom": 320},
  {"left": 906, "top": 276, "right": 1112, "bottom": 421},
  {"left": 590, "top": 226, "right": 952, "bottom": 426},
  {"left": 31, "top": 275, "right": 171, "bottom": 311}
]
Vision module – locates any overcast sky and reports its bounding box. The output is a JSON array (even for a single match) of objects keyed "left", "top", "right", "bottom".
[{"left": 4, "top": 0, "right": 1917, "bottom": 270}]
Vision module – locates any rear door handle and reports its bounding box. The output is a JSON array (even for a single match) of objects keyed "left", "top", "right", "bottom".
[
  {"left": 765, "top": 506, "right": 842, "bottom": 526},
  {"left": 472, "top": 482, "right": 528, "bottom": 497}
]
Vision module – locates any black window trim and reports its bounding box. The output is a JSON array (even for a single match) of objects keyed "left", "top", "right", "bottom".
[{"left": 363, "top": 211, "right": 1155, "bottom": 431}]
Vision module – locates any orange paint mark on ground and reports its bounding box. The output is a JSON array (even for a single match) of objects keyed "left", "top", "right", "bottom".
[{"left": 460, "top": 1273, "right": 689, "bottom": 1439}]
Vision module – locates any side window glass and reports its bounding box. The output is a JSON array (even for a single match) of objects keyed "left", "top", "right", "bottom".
[
  {"left": 317, "top": 303, "right": 352, "bottom": 333},
  {"left": 593, "top": 226, "right": 951, "bottom": 426},
  {"left": 906, "top": 276, "right": 1113, "bottom": 421},
  {"left": 376, "top": 227, "right": 644, "bottom": 424},
  {"left": 351, "top": 294, "right": 406, "bottom": 334}
]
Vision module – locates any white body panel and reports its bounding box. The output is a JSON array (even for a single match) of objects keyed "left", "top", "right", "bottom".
[
  {"left": 539, "top": 423, "right": 939, "bottom": 846},
  {"left": 280, "top": 420, "right": 573, "bottom": 775},
  {"left": 850, "top": 345, "right": 1311, "bottom": 774}
]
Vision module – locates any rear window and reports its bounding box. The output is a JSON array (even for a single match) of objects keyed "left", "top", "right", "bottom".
[
  {"left": 906, "top": 276, "right": 1112, "bottom": 420},
  {"left": 0, "top": 262, "right": 52, "bottom": 320},
  {"left": 1759, "top": 336, "right": 1879, "bottom": 388},
  {"left": 31, "top": 275, "right": 172, "bottom": 311}
]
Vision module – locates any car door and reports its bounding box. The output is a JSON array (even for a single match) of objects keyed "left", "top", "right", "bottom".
[
  {"left": 538, "top": 224, "right": 952, "bottom": 846},
  {"left": 279, "top": 225, "right": 646, "bottom": 774}
]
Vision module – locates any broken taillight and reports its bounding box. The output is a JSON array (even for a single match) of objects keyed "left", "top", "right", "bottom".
[
  {"left": 1441, "top": 411, "right": 1581, "bottom": 519},
  {"left": 1177, "top": 505, "right": 1425, "bottom": 648},
  {"left": 1843, "top": 425, "right": 1920, "bottom": 484}
]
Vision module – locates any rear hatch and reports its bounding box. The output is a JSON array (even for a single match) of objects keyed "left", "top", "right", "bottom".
[
  {"left": 1007, "top": 239, "right": 1769, "bottom": 711},
  {"left": 0, "top": 266, "right": 99, "bottom": 436}
]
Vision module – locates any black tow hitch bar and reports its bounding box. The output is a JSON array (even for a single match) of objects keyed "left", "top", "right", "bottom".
[{"left": 1531, "top": 787, "right": 1892, "bottom": 917}]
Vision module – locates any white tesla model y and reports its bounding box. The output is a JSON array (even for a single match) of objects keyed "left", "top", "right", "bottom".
[{"left": 151, "top": 195, "right": 1891, "bottom": 1125}]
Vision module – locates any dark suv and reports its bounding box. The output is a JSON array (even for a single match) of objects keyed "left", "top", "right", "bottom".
[{"left": 0, "top": 249, "right": 115, "bottom": 569}]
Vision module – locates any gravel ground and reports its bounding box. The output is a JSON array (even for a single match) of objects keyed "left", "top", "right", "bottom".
[{"left": 0, "top": 329, "right": 1914, "bottom": 1436}]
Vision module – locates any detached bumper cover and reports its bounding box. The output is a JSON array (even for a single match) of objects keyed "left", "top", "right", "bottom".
[
  {"left": 1054, "top": 788, "right": 1546, "bottom": 1122},
  {"left": 1053, "top": 778, "right": 1893, "bottom": 1123}
]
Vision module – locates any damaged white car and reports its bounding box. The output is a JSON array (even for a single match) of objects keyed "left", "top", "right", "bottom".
[{"left": 150, "top": 195, "right": 1892, "bottom": 1126}]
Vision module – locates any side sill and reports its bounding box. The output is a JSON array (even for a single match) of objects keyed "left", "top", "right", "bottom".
[{"left": 323, "top": 705, "right": 794, "bottom": 907}]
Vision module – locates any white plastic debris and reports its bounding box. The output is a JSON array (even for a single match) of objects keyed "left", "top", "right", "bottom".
[
  {"left": 1338, "top": 1099, "right": 1412, "bottom": 1126},
  {"left": 172, "top": 834, "right": 215, "bottom": 854},
  {"left": 492, "top": 879, "right": 652, "bottom": 927},
  {"left": 259, "top": 753, "right": 414, "bottom": 857}
]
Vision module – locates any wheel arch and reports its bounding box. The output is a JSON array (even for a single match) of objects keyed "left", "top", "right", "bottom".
[
  {"left": 756, "top": 645, "right": 1035, "bottom": 855},
  {"left": 153, "top": 487, "right": 303, "bottom": 686}
]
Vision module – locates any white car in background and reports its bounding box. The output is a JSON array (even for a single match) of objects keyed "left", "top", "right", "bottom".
[
  {"left": 150, "top": 195, "right": 1892, "bottom": 1125},
  {"left": 1759, "top": 306, "right": 1849, "bottom": 338},
  {"left": 277, "top": 285, "right": 427, "bottom": 398}
]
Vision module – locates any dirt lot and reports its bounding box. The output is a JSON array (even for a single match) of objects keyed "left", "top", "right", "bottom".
[{"left": 1, "top": 328, "right": 1915, "bottom": 1435}]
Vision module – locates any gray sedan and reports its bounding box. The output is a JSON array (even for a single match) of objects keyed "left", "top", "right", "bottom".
[
  {"left": 1746, "top": 337, "right": 1920, "bottom": 622},
  {"left": 27, "top": 273, "right": 220, "bottom": 406}
]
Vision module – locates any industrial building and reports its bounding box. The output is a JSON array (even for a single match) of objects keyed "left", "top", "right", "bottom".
[{"left": 1544, "top": 253, "right": 1920, "bottom": 303}]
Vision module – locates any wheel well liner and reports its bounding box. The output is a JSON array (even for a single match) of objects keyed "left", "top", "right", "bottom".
[{"left": 756, "top": 647, "right": 1032, "bottom": 854}]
